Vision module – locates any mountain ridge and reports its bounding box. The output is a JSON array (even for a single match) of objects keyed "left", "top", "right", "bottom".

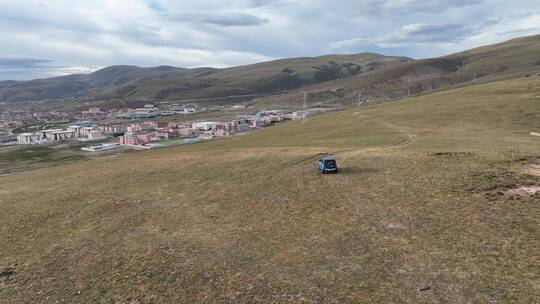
[
  {"left": 0, "top": 53, "right": 408, "bottom": 103},
  {"left": 251, "top": 34, "right": 540, "bottom": 107},
  {"left": 1, "top": 34, "right": 539, "bottom": 104}
]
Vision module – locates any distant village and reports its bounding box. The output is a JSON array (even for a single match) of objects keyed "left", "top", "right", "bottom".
[
  {"left": 0, "top": 102, "right": 209, "bottom": 132},
  {"left": 14, "top": 105, "right": 312, "bottom": 151}
]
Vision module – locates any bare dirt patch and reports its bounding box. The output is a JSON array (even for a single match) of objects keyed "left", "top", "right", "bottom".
[
  {"left": 504, "top": 186, "right": 540, "bottom": 196},
  {"left": 0, "top": 268, "right": 14, "bottom": 284},
  {"left": 521, "top": 159, "right": 540, "bottom": 177},
  {"left": 430, "top": 151, "right": 475, "bottom": 158}
]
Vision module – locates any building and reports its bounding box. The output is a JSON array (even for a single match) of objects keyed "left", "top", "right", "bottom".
[
  {"left": 17, "top": 127, "right": 81, "bottom": 144},
  {"left": 40, "top": 129, "right": 63, "bottom": 141},
  {"left": 176, "top": 128, "right": 193, "bottom": 137},
  {"left": 80, "top": 127, "right": 95, "bottom": 137},
  {"left": 251, "top": 119, "right": 268, "bottom": 128},
  {"left": 51, "top": 130, "right": 76, "bottom": 141},
  {"left": 118, "top": 133, "right": 140, "bottom": 145},
  {"left": 118, "top": 132, "right": 156, "bottom": 146},
  {"left": 192, "top": 122, "right": 219, "bottom": 131},
  {"left": 292, "top": 111, "right": 308, "bottom": 120},
  {"left": 230, "top": 104, "right": 246, "bottom": 110},
  {"left": 235, "top": 123, "right": 251, "bottom": 132},
  {"left": 182, "top": 106, "right": 197, "bottom": 114},
  {"left": 87, "top": 131, "right": 105, "bottom": 140},
  {"left": 155, "top": 131, "right": 170, "bottom": 140},
  {"left": 99, "top": 125, "right": 126, "bottom": 133},
  {"left": 67, "top": 125, "right": 82, "bottom": 137},
  {"left": 16, "top": 133, "right": 40, "bottom": 144},
  {"left": 82, "top": 107, "right": 103, "bottom": 115},
  {"left": 213, "top": 123, "right": 231, "bottom": 137}
]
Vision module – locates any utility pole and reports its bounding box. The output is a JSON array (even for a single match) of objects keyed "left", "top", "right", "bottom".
[
  {"left": 303, "top": 91, "right": 308, "bottom": 124},
  {"left": 407, "top": 75, "right": 412, "bottom": 98}
]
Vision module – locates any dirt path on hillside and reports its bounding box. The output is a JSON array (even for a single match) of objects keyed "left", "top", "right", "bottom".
[{"left": 338, "top": 119, "right": 419, "bottom": 158}]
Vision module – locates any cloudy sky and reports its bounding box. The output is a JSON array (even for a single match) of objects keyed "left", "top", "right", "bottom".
[{"left": 0, "top": 0, "right": 539, "bottom": 80}]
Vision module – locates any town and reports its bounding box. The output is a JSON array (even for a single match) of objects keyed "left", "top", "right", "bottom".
[{"left": 13, "top": 107, "right": 311, "bottom": 151}]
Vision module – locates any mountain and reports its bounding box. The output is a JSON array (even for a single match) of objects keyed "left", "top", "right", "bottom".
[
  {"left": 253, "top": 34, "right": 540, "bottom": 107},
  {"left": 0, "top": 53, "right": 408, "bottom": 103},
  {"left": 330, "top": 35, "right": 540, "bottom": 98},
  {"left": 1, "top": 34, "right": 539, "bottom": 105}
]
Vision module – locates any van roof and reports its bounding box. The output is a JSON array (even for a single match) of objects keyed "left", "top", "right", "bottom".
[{"left": 321, "top": 156, "right": 336, "bottom": 161}]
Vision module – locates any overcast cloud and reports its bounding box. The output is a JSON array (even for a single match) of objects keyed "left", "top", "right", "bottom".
[{"left": 0, "top": 0, "right": 538, "bottom": 80}]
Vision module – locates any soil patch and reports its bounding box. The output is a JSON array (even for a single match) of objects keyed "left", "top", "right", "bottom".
[
  {"left": 0, "top": 268, "right": 14, "bottom": 283},
  {"left": 521, "top": 159, "right": 540, "bottom": 177},
  {"left": 429, "top": 152, "right": 475, "bottom": 158},
  {"left": 504, "top": 186, "right": 540, "bottom": 196}
]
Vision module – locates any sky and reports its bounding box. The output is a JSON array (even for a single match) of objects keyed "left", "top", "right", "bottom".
[{"left": 0, "top": 0, "right": 539, "bottom": 80}]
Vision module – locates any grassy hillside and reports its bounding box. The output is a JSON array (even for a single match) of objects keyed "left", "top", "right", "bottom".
[
  {"left": 0, "top": 53, "right": 406, "bottom": 103},
  {"left": 3, "top": 35, "right": 539, "bottom": 107},
  {"left": 253, "top": 34, "right": 540, "bottom": 108},
  {"left": 1, "top": 77, "right": 539, "bottom": 302}
]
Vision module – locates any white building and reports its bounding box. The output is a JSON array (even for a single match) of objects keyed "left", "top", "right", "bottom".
[
  {"left": 87, "top": 131, "right": 105, "bottom": 140},
  {"left": 37, "top": 129, "right": 63, "bottom": 141},
  {"left": 67, "top": 125, "right": 82, "bottom": 137},
  {"left": 182, "top": 106, "right": 197, "bottom": 114},
  {"left": 231, "top": 104, "right": 246, "bottom": 110},
  {"left": 292, "top": 111, "right": 308, "bottom": 120},
  {"left": 52, "top": 130, "right": 76, "bottom": 141},
  {"left": 17, "top": 133, "right": 40, "bottom": 144},
  {"left": 192, "top": 122, "right": 219, "bottom": 131}
]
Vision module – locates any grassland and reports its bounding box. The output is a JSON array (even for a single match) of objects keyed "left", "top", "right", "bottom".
[
  {"left": 0, "top": 77, "right": 539, "bottom": 303},
  {"left": 0, "top": 140, "right": 133, "bottom": 175},
  {"left": 0, "top": 144, "right": 88, "bottom": 175}
]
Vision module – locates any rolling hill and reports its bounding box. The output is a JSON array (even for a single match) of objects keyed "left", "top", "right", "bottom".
[
  {"left": 253, "top": 34, "right": 540, "bottom": 107},
  {"left": 0, "top": 53, "right": 408, "bottom": 103},
  {"left": 1, "top": 77, "right": 539, "bottom": 302},
  {"left": 1, "top": 34, "right": 539, "bottom": 106}
]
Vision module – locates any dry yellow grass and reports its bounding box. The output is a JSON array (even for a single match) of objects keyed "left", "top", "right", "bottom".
[{"left": 0, "top": 78, "right": 539, "bottom": 303}]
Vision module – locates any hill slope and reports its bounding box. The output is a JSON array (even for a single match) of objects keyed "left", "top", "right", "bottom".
[
  {"left": 1, "top": 77, "right": 539, "bottom": 302},
  {"left": 253, "top": 34, "right": 540, "bottom": 107},
  {"left": 350, "top": 34, "right": 540, "bottom": 98},
  {"left": 2, "top": 34, "right": 540, "bottom": 105},
  {"left": 0, "top": 53, "right": 407, "bottom": 102}
]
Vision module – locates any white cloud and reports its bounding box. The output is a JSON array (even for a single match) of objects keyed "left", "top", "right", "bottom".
[
  {"left": 48, "top": 66, "right": 102, "bottom": 77},
  {"left": 354, "top": 0, "right": 483, "bottom": 14},
  {"left": 0, "top": 0, "right": 538, "bottom": 80}
]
